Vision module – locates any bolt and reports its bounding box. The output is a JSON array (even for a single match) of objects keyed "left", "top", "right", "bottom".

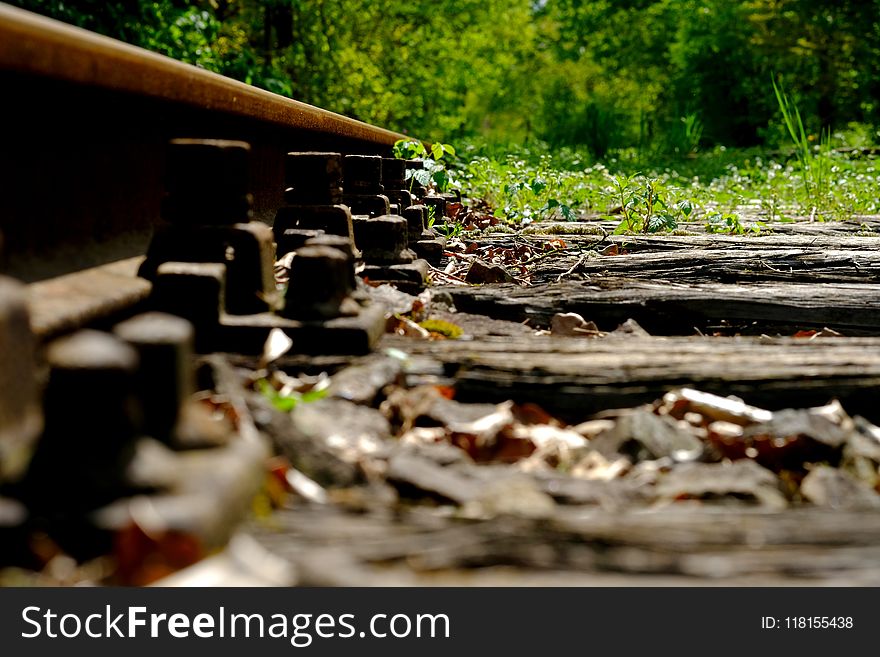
[
  {"left": 403, "top": 205, "right": 429, "bottom": 243},
  {"left": 343, "top": 155, "right": 390, "bottom": 217},
  {"left": 283, "top": 246, "right": 358, "bottom": 320},
  {"left": 44, "top": 330, "right": 140, "bottom": 441},
  {"left": 277, "top": 228, "right": 325, "bottom": 257},
  {"left": 343, "top": 155, "right": 384, "bottom": 194},
  {"left": 284, "top": 152, "right": 343, "bottom": 205},
  {"left": 304, "top": 234, "right": 356, "bottom": 261},
  {"left": 140, "top": 222, "right": 275, "bottom": 316},
  {"left": 24, "top": 330, "right": 140, "bottom": 513},
  {"left": 382, "top": 157, "right": 416, "bottom": 213},
  {"left": 113, "top": 313, "right": 196, "bottom": 444},
  {"left": 352, "top": 215, "right": 416, "bottom": 265},
  {"left": 274, "top": 205, "right": 356, "bottom": 249},
  {"left": 275, "top": 152, "right": 356, "bottom": 246},
  {"left": 142, "top": 139, "right": 274, "bottom": 315},
  {"left": 381, "top": 158, "right": 407, "bottom": 190},
  {"left": 161, "top": 139, "right": 252, "bottom": 225},
  {"left": 0, "top": 277, "right": 41, "bottom": 484},
  {"left": 151, "top": 262, "right": 226, "bottom": 329},
  {"left": 304, "top": 234, "right": 358, "bottom": 288}
]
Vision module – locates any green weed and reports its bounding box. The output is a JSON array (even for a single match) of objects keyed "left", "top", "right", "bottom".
[
  {"left": 256, "top": 379, "right": 327, "bottom": 413},
  {"left": 705, "top": 211, "right": 764, "bottom": 235},
  {"left": 772, "top": 77, "right": 832, "bottom": 215},
  {"left": 450, "top": 140, "right": 880, "bottom": 231},
  {"left": 393, "top": 139, "right": 459, "bottom": 193},
  {"left": 609, "top": 174, "right": 693, "bottom": 234}
]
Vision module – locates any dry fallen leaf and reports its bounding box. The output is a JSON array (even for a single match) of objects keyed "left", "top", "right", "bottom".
[
  {"left": 259, "top": 327, "right": 293, "bottom": 368},
  {"left": 550, "top": 312, "right": 601, "bottom": 337}
]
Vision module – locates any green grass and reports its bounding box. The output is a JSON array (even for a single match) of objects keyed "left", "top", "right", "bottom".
[{"left": 453, "top": 139, "right": 880, "bottom": 232}]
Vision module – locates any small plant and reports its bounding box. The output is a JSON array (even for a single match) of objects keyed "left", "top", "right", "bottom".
[
  {"left": 256, "top": 378, "right": 327, "bottom": 413},
  {"left": 772, "top": 76, "right": 831, "bottom": 214},
  {"left": 681, "top": 112, "right": 704, "bottom": 154},
  {"left": 425, "top": 203, "right": 437, "bottom": 230},
  {"left": 541, "top": 198, "right": 578, "bottom": 222},
  {"left": 610, "top": 174, "right": 693, "bottom": 234},
  {"left": 705, "top": 211, "right": 764, "bottom": 235},
  {"left": 393, "top": 139, "right": 458, "bottom": 193},
  {"left": 433, "top": 219, "right": 464, "bottom": 239},
  {"left": 664, "top": 112, "right": 703, "bottom": 156},
  {"left": 425, "top": 202, "right": 465, "bottom": 238}
]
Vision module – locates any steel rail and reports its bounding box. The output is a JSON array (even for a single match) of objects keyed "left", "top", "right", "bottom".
[
  {"left": 0, "top": 3, "right": 410, "bottom": 285},
  {"left": 0, "top": 3, "right": 419, "bottom": 336},
  {"left": 0, "top": 3, "right": 405, "bottom": 149}
]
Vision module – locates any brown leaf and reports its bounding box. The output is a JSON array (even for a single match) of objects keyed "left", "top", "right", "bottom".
[
  {"left": 551, "top": 312, "right": 601, "bottom": 337},
  {"left": 465, "top": 259, "right": 514, "bottom": 284},
  {"left": 512, "top": 402, "right": 559, "bottom": 426}
]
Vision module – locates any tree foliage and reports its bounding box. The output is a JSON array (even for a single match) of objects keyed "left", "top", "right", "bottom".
[{"left": 11, "top": 0, "right": 880, "bottom": 153}]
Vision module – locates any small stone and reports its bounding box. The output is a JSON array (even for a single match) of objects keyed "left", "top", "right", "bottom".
[
  {"left": 655, "top": 460, "right": 787, "bottom": 509},
  {"left": 329, "top": 356, "right": 404, "bottom": 406},
  {"left": 291, "top": 398, "right": 392, "bottom": 468},
  {"left": 610, "top": 318, "right": 650, "bottom": 337},
  {"left": 465, "top": 259, "right": 514, "bottom": 284},
  {"left": 461, "top": 476, "right": 556, "bottom": 519},
  {"left": 801, "top": 465, "right": 880, "bottom": 509},
  {"left": 386, "top": 451, "right": 481, "bottom": 504},
  {"left": 591, "top": 410, "right": 704, "bottom": 462}
]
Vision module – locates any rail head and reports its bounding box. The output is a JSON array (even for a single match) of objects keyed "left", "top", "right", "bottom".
[
  {"left": 0, "top": 4, "right": 429, "bottom": 283},
  {"left": 0, "top": 2, "right": 407, "bottom": 148}
]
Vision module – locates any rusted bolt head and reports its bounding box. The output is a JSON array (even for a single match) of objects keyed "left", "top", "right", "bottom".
[
  {"left": 277, "top": 228, "right": 325, "bottom": 256},
  {"left": 304, "top": 234, "right": 356, "bottom": 261},
  {"left": 44, "top": 330, "right": 140, "bottom": 447},
  {"left": 304, "top": 234, "right": 357, "bottom": 288},
  {"left": 285, "top": 152, "right": 343, "bottom": 187},
  {"left": 47, "top": 329, "right": 138, "bottom": 378},
  {"left": 402, "top": 205, "right": 428, "bottom": 243},
  {"left": 163, "top": 139, "right": 252, "bottom": 224},
  {"left": 352, "top": 215, "right": 415, "bottom": 265},
  {"left": 114, "top": 312, "right": 196, "bottom": 443},
  {"left": 284, "top": 246, "right": 357, "bottom": 320},
  {"left": 344, "top": 155, "right": 384, "bottom": 193},
  {"left": 152, "top": 261, "right": 226, "bottom": 327},
  {"left": 285, "top": 152, "right": 343, "bottom": 204},
  {"left": 0, "top": 278, "right": 42, "bottom": 483},
  {"left": 381, "top": 158, "right": 407, "bottom": 188}
]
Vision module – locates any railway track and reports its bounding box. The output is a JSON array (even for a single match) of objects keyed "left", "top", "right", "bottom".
[
  {"left": 3, "top": 4, "right": 880, "bottom": 586},
  {"left": 0, "top": 4, "right": 423, "bottom": 584}
]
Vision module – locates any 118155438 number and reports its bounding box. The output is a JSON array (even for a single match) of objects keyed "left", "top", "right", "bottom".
[
  {"left": 761, "top": 617, "right": 853, "bottom": 629},
  {"left": 786, "top": 617, "right": 852, "bottom": 629}
]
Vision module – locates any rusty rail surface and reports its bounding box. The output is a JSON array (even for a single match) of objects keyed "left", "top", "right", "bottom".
[{"left": 0, "top": 3, "right": 409, "bottom": 285}]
